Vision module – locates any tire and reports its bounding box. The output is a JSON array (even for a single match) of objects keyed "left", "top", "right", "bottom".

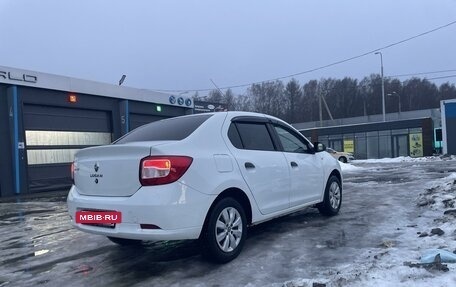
[
  {"left": 317, "top": 175, "right": 342, "bottom": 216},
  {"left": 107, "top": 236, "right": 142, "bottom": 246},
  {"left": 338, "top": 156, "right": 347, "bottom": 163},
  {"left": 201, "top": 197, "right": 247, "bottom": 263}
]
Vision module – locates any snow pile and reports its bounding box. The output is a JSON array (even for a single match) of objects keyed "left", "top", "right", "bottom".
[
  {"left": 339, "top": 162, "right": 363, "bottom": 172},
  {"left": 417, "top": 173, "right": 456, "bottom": 210},
  {"left": 354, "top": 156, "right": 443, "bottom": 164},
  {"left": 281, "top": 169, "right": 456, "bottom": 287},
  {"left": 349, "top": 172, "right": 456, "bottom": 287}
]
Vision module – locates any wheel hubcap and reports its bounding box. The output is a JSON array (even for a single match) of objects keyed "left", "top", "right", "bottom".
[
  {"left": 329, "top": 182, "right": 341, "bottom": 210},
  {"left": 215, "top": 207, "right": 243, "bottom": 252}
]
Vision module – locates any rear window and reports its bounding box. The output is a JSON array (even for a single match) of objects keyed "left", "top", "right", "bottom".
[{"left": 115, "top": 114, "right": 212, "bottom": 144}]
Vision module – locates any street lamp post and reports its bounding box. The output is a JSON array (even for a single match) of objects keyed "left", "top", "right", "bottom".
[{"left": 374, "top": 52, "right": 386, "bottom": 122}]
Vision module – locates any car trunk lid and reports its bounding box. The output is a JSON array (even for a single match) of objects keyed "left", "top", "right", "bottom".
[{"left": 73, "top": 142, "right": 171, "bottom": 197}]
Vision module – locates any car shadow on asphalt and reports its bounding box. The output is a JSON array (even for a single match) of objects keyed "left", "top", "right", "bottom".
[{"left": 101, "top": 207, "right": 330, "bottom": 277}]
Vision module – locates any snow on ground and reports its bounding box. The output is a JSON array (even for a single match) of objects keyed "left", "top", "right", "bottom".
[
  {"left": 343, "top": 171, "right": 456, "bottom": 287},
  {"left": 341, "top": 155, "right": 452, "bottom": 173},
  {"left": 353, "top": 156, "right": 442, "bottom": 164},
  {"left": 339, "top": 162, "right": 364, "bottom": 172},
  {"left": 418, "top": 173, "right": 456, "bottom": 211},
  {"left": 283, "top": 158, "right": 456, "bottom": 287},
  {"left": 2, "top": 156, "right": 456, "bottom": 287}
]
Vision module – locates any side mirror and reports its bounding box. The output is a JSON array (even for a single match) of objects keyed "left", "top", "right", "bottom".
[{"left": 313, "top": 142, "right": 326, "bottom": 153}]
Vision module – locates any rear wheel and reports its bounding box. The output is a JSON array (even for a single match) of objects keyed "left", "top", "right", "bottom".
[
  {"left": 317, "top": 175, "right": 342, "bottom": 216},
  {"left": 338, "top": 156, "right": 347, "bottom": 163},
  {"left": 107, "top": 236, "right": 142, "bottom": 246},
  {"left": 201, "top": 197, "right": 247, "bottom": 263}
]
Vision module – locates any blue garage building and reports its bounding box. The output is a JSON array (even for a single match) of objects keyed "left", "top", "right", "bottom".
[
  {"left": 0, "top": 66, "right": 194, "bottom": 198},
  {"left": 441, "top": 99, "right": 456, "bottom": 155}
]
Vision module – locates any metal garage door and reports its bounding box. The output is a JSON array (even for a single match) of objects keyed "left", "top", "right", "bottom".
[{"left": 23, "top": 104, "right": 112, "bottom": 192}]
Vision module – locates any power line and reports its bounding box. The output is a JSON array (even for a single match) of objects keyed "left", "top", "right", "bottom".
[
  {"left": 156, "top": 69, "right": 456, "bottom": 94},
  {"left": 388, "top": 69, "right": 456, "bottom": 78},
  {"left": 151, "top": 20, "right": 456, "bottom": 93},
  {"left": 425, "top": 74, "right": 456, "bottom": 81},
  {"left": 308, "top": 74, "right": 456, "bottom": 96}
]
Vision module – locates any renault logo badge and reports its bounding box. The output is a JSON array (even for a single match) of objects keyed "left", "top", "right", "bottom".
[{"left": 94, "top": 163, "right": 99, "bottom": 172}]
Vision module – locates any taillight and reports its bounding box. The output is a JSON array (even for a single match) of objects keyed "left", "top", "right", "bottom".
[
  {"left": 140, "top": 156, "right": 193, "bottom": 186},
  {"left": 71, "top": 162, "right": 75, "bottom": 182}
]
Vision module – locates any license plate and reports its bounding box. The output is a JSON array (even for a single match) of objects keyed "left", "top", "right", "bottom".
[{"left": 75, "top": 211, "right": 122, "bottom": 224}]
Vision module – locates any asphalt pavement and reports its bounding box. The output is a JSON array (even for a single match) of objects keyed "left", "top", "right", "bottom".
[{"left": 1, "top": 158, "right": 456, "bottom": 287}]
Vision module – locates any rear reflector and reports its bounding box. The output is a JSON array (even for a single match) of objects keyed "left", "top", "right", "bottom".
[
  {"left": 140, "top": 224, "right": 161, "bottom": 229},
  {"left": 140, "top": 156, "right": 193, "bottom": 186}
]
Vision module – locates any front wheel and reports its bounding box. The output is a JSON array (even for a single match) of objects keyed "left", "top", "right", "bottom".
[
  {"left": 317, "top": 175, "right": 342, "bottom": 216},
  {"left": 201, "top": 197, "right": 247, "bottom": 263}
]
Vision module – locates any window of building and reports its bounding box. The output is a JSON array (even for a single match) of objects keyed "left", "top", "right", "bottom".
[
  {"left": 367, "top": 131, "right": 379, "bottom": 159},
  {"left": 330, "top": 140, "right": 343, "bottom": 152},
  {"left": 26, "top": 131, "right": 112, "bottom": 165},
  {"left": 27, "top": 149, "right": 79, "bottom": 165},
  {"left": 318, "top": 135, "right": 329, "bottom": 147},
  {"left": 26, "top": 131, "right": 111, "bottom": 146},
  {"left": 393, "top": 134, "right": 408, "bottom": 157},
  {"left": 392, "top": 129, "right": 409, "bottom": 135},
  {"left": 378, "top": 134, "right": 392, "bottom": 158},
  {"left": 355, "top": 133, "right": 367, "bottom": 159},
  {"left": 328, "top": 134, "right": 343, "bottom": 151},
  {"left": 409, "top": 128, "right": 422, "bottom": 133}
]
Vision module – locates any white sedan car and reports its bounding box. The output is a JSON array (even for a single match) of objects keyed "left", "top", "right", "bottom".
[
  {"left": 326, "top": 147, "right": 355, "bottom": 163},
  {"left": 67, "top": 111, "right": 342, "bottom": 263}
]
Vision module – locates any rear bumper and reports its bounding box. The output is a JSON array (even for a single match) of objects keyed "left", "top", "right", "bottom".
[{"left": 67, "top": 182, "right": 216, "bottom": 241}]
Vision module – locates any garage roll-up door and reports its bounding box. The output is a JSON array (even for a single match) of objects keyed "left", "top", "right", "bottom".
[
  {"left": 24, "top": 105, "right": 111, "bottom": 132},
  {"left": 24, "top": 105, "right": 112, "bottom": 192}
]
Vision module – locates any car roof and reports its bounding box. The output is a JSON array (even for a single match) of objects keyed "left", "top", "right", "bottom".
[{"left": 222, "top": 111, "right": 289, "bottom": 123}]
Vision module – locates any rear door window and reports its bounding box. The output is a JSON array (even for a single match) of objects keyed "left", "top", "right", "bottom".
[
  {"left": 228, "top": 123, "right": 243, "bottom": 149},
  {"left": 233, "top": 122, "right": 275, "bottom": 151},
  {"left": 115, "top": 114, "right": 212, "bottom": 144}
]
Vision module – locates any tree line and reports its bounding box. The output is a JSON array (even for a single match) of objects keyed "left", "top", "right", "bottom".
[{"left": 196, "top": 74, "right": 456, "bottom": 123}]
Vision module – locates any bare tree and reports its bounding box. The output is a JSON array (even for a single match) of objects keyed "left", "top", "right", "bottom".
[{"left": 285, "top": 78, "right": 302, "bottom": 123}]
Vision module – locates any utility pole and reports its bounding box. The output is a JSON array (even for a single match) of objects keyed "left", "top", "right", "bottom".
[
  {"left": 374, "top": 52, "right": 386, "bottom": 122},
  {"left": 318, "top": 91, "right": 333, "bottom": 126},
  {"left": 321, "top": 93, "right": 333, "bottom": 121},
  {"left": 319, "top": 92, "right": 323, "bottom": 126}
]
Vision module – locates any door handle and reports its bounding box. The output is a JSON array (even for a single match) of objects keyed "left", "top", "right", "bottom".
[
  {"left": 290, "top": 161, "right": 298, "bottom": 167},
  {"left": 244, "top": 162, "right": 255, "bottom": 169}
]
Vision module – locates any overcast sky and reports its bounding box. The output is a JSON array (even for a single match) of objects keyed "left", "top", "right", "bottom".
[{"left": 1, "top": 0, "right": 455, "bottom": 96}]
